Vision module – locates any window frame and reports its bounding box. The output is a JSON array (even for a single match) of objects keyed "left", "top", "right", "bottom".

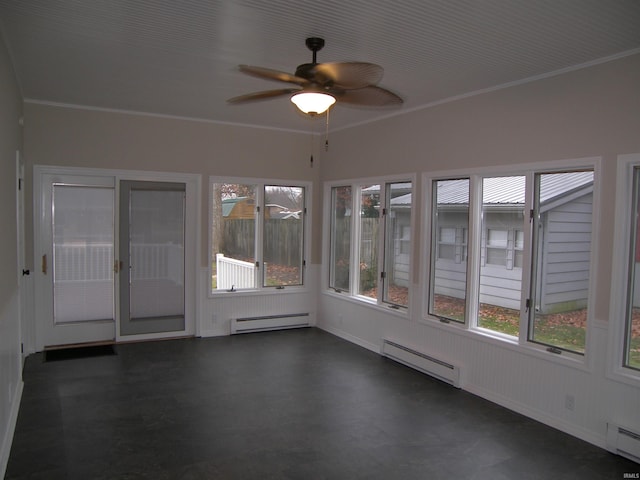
[
  {"left": 324, "top": 174, "right": 415, "bottom": 315},
  {"left": 208, "top": 176, "right": 311, "bottom": 296},
  {"left": 423, "top": 157, "right": 600, "bottom": 367},
  {"left": 609, "top": 153, "right": 640, "bottom": 385}
]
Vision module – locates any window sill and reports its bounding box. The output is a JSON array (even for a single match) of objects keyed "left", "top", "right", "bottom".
[
  {"left": 208, "top": 286, "right": 309, "bottom": 299},
  {"left": 323, "top": 289, "right": 410, "bottom": 319},
  {"left": 419, "top": 314, "right": 591, "bottom": 373},
  {"left": 607, "top": 366, "right": 640, "bottom": 388}
]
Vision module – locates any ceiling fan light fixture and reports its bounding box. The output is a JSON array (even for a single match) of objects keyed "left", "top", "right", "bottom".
[{"left": 290, "top": 91, "right": 335, "bottom": 115}]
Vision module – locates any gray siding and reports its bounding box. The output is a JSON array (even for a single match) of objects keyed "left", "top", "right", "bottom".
[
  {"left": 537, "top": 193, "right": 592, "bottom": 313},
  {"left": 433, "top": 191, "right": 592, "bottom": 313}
]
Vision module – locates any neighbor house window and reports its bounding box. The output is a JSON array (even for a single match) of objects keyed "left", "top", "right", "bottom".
[
  {"left": 327, "top": 177, "right": 413, "bottom": 310},
  {"left": 478, "top": 176, "right": 525, "bottom": 336},
  {"left": 210, "top": 178, "right": 309, "bottom": 293},
  {"left": 426, "top": 164, "right": 596, "bottom": 359}
]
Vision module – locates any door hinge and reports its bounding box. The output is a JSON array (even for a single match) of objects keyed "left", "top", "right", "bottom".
[
  {"left": 529, "top": 209, "right": 534, "bottom": 221},
  {"left": 525, "top": 298, "right": 531, "bottom": 312},
  {"left": 380, "top": 271, "right": 386, "bottom": 279},
  {"left": 255, "top": 261, "right": 260, "bottom": 268}
]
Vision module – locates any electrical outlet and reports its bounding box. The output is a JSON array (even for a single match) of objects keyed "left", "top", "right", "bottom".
[{"left": 565, "top": 394, "right": 575, "bottom": 411}]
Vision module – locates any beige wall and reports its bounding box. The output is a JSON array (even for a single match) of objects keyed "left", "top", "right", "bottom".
[
  {"left": 23, "top": 104, "right": 323, "bottom": 265},
  {"left": 0, "top": 33, "right": 23, "bottom": 475},
  {"left": 0, "top": 41, "right": 22, "bottom": 301},
  {"left": 321, "top": 52, "right": 640, "bottom": 322}
]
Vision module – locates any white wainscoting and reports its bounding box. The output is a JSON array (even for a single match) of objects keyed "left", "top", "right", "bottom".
[
  {"left": 0, "top": 291, "right": 24, "bottom": 479},
  {"left": 199, "top": 265, "right": 319, "bottom": 337},
  {"left": 317, "top": 289, "right": 640, "bottom": 453}
]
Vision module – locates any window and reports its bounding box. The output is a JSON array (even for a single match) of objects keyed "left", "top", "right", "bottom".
[
  {"left": 610, "top": 154, "right": 640, "bottom": 382},
  {"left": 626, "top": 168, "right": 640, "bottom": 371},
  {"left": 327, "top": 178, "right": 413, "bottom": 310},
  {"left": 210, "top": 179, "right": 308, "bottom": 293},
  {"left": 427, "top": 166, "right": 595, "bottom": 358},
  {"left": 263, "top": 185, "right": 305, "bottom": 287},
  {"left": 528, "top": 171, "right": 594, "bottom": 354},
  {"left": 358, "top": 185, "right": 380, "bottom": 299},
  {"left": 429, "top": 178, "right": 469, "bottom": 323},
  {"left": 329, "top": 186, "right": 351, "bottom": 292},
  {"left": 382, "top": 182, "right": 412, "bottom": 307},
  {"left": 478, "top": 176, "right": 525, "bottom": 336}
]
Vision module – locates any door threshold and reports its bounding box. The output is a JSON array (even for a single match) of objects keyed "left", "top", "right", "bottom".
[
  {"left": 44, "top": 339, "right": 116, "bottom": 351},
  {"left": 116, "top": 334, "right": 196, "bottom": 345}
]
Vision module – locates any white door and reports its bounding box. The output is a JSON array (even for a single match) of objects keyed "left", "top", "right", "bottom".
[{"left": 37, "top": 173, "right": 116, "bottom": 347}]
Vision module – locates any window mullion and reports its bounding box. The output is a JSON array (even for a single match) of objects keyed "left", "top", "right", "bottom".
[
  {"left": 351, "top": 185, "right": 362, "bottom": 296},
  {"left": 377, "top": 183, "right": 388, "bottom": 305},
  {"left": 256, "top": 184, "right": 265, "bottom": 288},
  {"left": 466, "top": 175, "right": 483, "bottom": 329},
  {"left": 520, "top": 173, "right": 536, "bottom": 345}
]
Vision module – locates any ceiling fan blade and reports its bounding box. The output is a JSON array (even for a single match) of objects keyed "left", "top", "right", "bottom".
[
  {"left": 334, "top": 86, "right": 403, "bottom": 106},
  {"left": 238, "top": 65, "right": 309, "bottom": 86},
  {"left": 227, "top": 88, "right": 301, "bottom": 104},
  {"left": 313, "top": 62, "right": 384, "bottom": 89}
]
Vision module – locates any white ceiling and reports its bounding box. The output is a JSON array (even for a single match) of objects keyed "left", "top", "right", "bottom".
[{"left": 1, "top": 0, "right": 639, "bottom": 133}]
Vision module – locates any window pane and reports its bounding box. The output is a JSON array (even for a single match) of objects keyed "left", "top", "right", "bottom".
[
  {"left": 263, "top": 186, "right": 304, "bottom": 287},
  {"left": 478, "top": 176, "right": 525, "bottom": 336},
  {"left": 53, "top": 185, "right": 114, "bottom": 323},
  {"left": 627, "top": 168, "right": 640, "bottom": 369},
  {"left": 129, "top": 188, "right": 185, "bottom": 322},
  {"left": 212, "top": 183, "right": 257, "bottom": 291},
  {"left": 330, "top": 186, "right": 351, "bottom": 291},
  {"left": 430, "top": 179, "right": 469, "bottom": 323},
  {"left": 383, "top": 182, "right": 411, "bottom": 307},
  {"left": 529, "top": 171, "right": 594, "bottom": 354},
  {"left": 358, "top": 185, "right": 380, "bottom": 298}
]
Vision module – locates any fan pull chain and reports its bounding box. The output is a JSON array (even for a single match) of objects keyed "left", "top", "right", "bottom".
[
  {"left": 325, "top": 108, "right": 330, "bottom": 151},
  {"left": 309, "top": 129, "right": 314, "bottom": 168}
]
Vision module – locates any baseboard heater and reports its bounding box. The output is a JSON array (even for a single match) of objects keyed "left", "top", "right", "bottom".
[
  {"left": 382, "top": 339, "right": 461, "bottom": 388},
  {"left": 607, "top": 423, "right": 640, "bottom": 464},
  {"left": 231, "top": 313, "right": 310, "bottom": 334}
]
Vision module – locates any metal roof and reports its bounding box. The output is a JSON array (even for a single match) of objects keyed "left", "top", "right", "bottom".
[{"left": 435, "top": 172, "right": 593, "bottom": 206}]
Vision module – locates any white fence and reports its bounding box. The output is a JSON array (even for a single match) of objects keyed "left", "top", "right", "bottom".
[
  {"left": 54, "top": 243, "right": 183, "bottom": 283},
  {"left": 216, "top": 253, "right": 256, "bottom": 290}
]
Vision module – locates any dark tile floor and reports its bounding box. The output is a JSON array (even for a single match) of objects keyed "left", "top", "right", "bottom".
[{"left": 5, "top": 328, "right": 639, "bottom": 479}]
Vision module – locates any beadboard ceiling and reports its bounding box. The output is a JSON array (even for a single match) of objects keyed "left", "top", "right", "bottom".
[{"left": 1, "top": 0, "right": 639, "bottom": 133}]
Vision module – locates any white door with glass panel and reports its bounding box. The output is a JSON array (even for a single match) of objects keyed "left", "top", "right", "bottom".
[
  {"left": 118, "top": 181, "right": 185, "bottom": 336},
  {"left": 37, "top": 173, "right": 188, "bottom": 348},
  {"left": 38, "top": 174, "right": 117, "bottom": 346}
]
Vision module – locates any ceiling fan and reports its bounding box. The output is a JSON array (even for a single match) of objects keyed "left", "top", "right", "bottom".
[{"left": 227, "top": 37, "right": 403, "bottom": 115}]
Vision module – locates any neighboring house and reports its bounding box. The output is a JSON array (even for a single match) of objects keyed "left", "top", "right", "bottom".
[
  {"left": 434, "top": 173, "right": 594, "bottom": 313},
  {"left": 222, "top": 197, "right": 255, "bottom": 219}
]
